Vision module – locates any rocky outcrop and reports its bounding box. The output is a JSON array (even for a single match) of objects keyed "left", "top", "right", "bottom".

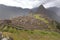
[{"left": 0, "top": 32, "right": 13, "bottom": 40}]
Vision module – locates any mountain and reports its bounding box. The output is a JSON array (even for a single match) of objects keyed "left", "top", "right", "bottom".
[
  {"left": 0, "top": 4, "right": 49, "bottom": 19},
  {"left": 47, "top": 7, "right": 60, "bottom": 13},
  {"left": 0, "top": 4, "right": 60, "bottom": 31},
  {"left": 47, "top": 7, "right": 60, "bottom": 22},
  {"left": 0, "top": 5, "right": 60, "bottom": 40},
  {"left": 36, "top": 5, "right": 60, "bottom": 22},
  {"left": 0, "top": 4, "right": 31, "bottom": 19},
  {"left": 0, "top": 4, "right": 59, "bottom": 31},
  {"left": 0, "top": 4, "right": 59, "bottom": 23},
  {"left": 0, "top": 5, "right": 58, "bottom": 31},
  {"left": 36, "top": 5, "right": 46, "bottom": 14}
]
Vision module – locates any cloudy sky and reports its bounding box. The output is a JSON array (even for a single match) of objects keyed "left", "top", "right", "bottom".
[{"left": 0, "top": 0, "right": 60, "bottom": 9}]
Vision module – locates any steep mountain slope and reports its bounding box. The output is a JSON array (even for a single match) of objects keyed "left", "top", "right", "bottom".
[
  {"left": 36, "top": 5, "right": 60, "bottom": 23},
  {"left": 47, "top": 7, "right": 60, "bottom": 22}
]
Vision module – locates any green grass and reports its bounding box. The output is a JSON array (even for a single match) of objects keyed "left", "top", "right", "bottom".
[
  {"left": 33, "top": 14, "right": 49, "bottom": 24},
  {"left": 1, "top": 26, "right": 60, "bottom": 40}
]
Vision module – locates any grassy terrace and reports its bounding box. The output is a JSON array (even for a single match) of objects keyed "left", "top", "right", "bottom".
[
  {"left": 0, "top": 26, "right": 60, "bottom": 40},
  {"left": 34, "top": 14, "right": 49, "bottom": 24},
  {"left": 2, "top": 30, "right": 60, "bottom": 40}
]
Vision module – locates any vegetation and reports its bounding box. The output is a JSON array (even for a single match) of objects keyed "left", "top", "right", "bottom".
[
  {"left": 56, "top": 22, "right": 60, "bottom": 30},
  {"left": 34, "top": 14, "right": 49, "bottom": 23},
  {"left": 2, "top": 29, "right": 60, "bottom": 40}
]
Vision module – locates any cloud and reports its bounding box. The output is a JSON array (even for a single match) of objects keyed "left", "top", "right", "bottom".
[
  {"left": 0, "top": 0, "right": 60, "bottom": 9},
  {"left": 44, "top": 0, "right": 60, "bottom": 8},
  {"left": 0, "top": 0, "right": 43, "bottom": 9}
]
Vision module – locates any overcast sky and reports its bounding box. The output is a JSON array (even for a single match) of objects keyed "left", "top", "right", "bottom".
[{"left": 0, "top": 0, "right": 60, "bottom": 9}]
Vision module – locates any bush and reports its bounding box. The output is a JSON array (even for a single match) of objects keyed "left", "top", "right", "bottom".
[{"left": 56, "top": 22, "right": 60, "bottom": 30}]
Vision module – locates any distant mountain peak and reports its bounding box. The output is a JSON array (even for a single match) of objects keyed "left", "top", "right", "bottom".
[
  {"left": 38, "top": 5, "right": 45, "bottom": 9},
  {"left": 35, "top": 5, "right": 46, "bottom": 15}
]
